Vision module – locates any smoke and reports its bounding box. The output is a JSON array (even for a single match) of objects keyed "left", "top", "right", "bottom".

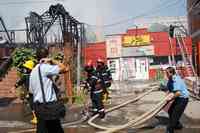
[{"left": 63, "top": 0, "right": 114, "bottom": 42}]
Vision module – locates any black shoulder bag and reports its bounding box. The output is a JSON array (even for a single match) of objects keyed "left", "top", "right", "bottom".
[{"left": 34, "top": 65, "right": 66, "bottom": 120}]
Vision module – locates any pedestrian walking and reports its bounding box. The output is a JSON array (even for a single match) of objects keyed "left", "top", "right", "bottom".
[
  {"left": 29, "top": 48, "right": 68, "bottom": 133},
  {"left": 165, "top": 67, "right": 189, "bottom": 133}
]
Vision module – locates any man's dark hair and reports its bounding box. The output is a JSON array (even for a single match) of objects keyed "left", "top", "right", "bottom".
[
  {"left": 36, "top": 48, "right": 49, "bottom": 61},
  {"left": 166, "top": 67, "right": 176, "bottom": 75}
]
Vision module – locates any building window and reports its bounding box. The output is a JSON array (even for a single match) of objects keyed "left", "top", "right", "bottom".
[
  {"left": 111, "top": 48, "right": 118, "bottom": 55},
  {"left": 150, "top": 55, "right": 182, "bottom": 65}
]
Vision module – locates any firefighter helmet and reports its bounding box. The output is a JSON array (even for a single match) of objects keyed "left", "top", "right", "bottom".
[
  {"left": 97, "top": 58, "right": 105, "bottom": 68},
  {"left": 86, "top": 60, "right": 93, "bottom": 67},
  {"left": 84, "top": 60, "right": 94, "bottom": 73},
  {"left": 23, "top": 60, "right": 35, "bottom": 70},
  {"left": 97, "top": 58, "right": 104, "bottom": 63}
]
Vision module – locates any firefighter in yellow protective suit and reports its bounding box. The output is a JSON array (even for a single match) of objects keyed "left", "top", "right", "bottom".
[{"left": 15, "top": 60, "right": 37, "bottom": 124}]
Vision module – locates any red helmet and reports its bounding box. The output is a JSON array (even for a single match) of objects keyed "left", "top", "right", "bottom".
[
  {"left": 97, "top": 58, "right": 104, "bottom": 63},
  {"left": 86, "top": 60, "right": 93, "bottom": 67},
  {"left": 84, "top": 60, "right": 94, "bottom": 73}
]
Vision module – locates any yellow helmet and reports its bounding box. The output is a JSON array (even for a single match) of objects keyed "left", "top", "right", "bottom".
[{"left": 23, "top": 60, "right": 35, "bottom": 70}]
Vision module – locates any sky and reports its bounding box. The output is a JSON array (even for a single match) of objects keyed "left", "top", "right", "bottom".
[{"left": 0, "top": 0, "right": 187, "bottom": 41}]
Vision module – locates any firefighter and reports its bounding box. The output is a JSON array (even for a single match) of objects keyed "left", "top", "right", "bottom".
[
  {"left": 165, "top": 67, "right": 189, "bottom": 133},
  {"left": 84, "top": 60, "right": 105, "bottom": 118},
  {"left": 96, "top": 58, "right": 112, "bottom": 103},
  {"left": 15, "top": 60, "right": 37, "bottom": 124}
]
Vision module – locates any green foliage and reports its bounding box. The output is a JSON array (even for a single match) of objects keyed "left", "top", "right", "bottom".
[
  {"left": 160, "top": 79, "right": 167, "bottom": 86},
  {"left": 154, "top": 69, "right": 169, "bottom": 88},
  {"left": 72, "top": 87, "right": 88, "bottom": 105},
  {"left": 80, "top": 70, "right": 86, "bottom": 81},
  {"left": 12, "top": 48, "right": 37, "bottom": 69},
  {"left": 50, "top": 52, "right": 64, "bottom": 61},
  {"left": 74, "top": 95, "right": 85, "bottom": 105},
  {"left": 15, "top": 86, "right": 29, "bottom": 101},
  {"left": 155, "top": 69, "right": 164, "bottom": 81}
]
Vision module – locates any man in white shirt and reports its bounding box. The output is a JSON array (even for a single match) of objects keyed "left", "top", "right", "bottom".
[{"left": 29, "top": 48, "right": 68, "bottom": 133}]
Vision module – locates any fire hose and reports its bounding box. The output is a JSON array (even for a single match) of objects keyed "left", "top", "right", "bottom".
[
  {"left": 88, "top": 86, "right": 159, "bottom": 130},
  {"left": 88, "top": 88, "right": 171, "bottom": 133},
  {"left": 10, "top": 85, "right": 159, "bottom": 133}
]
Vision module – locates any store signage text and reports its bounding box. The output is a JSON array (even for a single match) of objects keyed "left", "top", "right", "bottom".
[{"left": 122, "top": 35, "right": 150, "bottom": 47}]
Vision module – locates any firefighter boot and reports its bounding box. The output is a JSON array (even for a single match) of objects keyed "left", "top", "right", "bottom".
[
  {"left": 102, "top": 93, "right": 108, "bottom": 103},
  {"left": 91, "top": 108, "right": 98, "bottom": 116},
  {"left": 30, "top": 111, "right": 37, "bottom": 124},
  {"left": 99, "top": 109, "right": 105, "bottom": 119},
  {"left": 174, "top": 121, "right": 183, "bottom": 129},
  {"left": 165, "top": 127, "right": 174, "bottom": 133}
]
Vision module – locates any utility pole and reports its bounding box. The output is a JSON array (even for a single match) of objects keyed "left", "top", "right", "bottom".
[
  {"left": 63, "top": 36, "right": 73, "bottom": 104},
  {"left": 76, "top": 24, "right": 83, "bottom": 93}
]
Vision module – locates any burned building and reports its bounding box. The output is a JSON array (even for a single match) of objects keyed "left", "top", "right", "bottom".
[{"left": 187, "top": 0, "right": 200, "bottom": 75}]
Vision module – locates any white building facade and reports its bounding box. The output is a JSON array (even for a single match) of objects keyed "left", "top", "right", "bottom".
[
  {"left": 106, "top": 16, "right": 188, "bottom": 81},
  {"left": 106, "top": 34, "right": 154, "bottom": 81}
]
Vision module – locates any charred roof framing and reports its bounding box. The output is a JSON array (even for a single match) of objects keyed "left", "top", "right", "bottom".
[{"left": 25, "top": 3, "right": 85, "bottom": 49}]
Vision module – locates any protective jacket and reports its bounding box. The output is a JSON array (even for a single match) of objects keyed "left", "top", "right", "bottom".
[
  {"left": 96, "top": 65, "right": 112, "bottom": 88},
  {"left": 86, "top": 70, "right": 103, "bottom": 93}
]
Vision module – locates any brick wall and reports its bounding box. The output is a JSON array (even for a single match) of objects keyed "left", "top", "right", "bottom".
[{"left": 0, "top": 69, "right": 19, "bottom": 99}]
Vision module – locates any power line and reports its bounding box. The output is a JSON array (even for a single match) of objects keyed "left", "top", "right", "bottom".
[
  {"left": 84, "top": 0, "right": 182, "bottom": 28},
  {"left": 86, "top": 0, "right": 181, "bottom": 27}
]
